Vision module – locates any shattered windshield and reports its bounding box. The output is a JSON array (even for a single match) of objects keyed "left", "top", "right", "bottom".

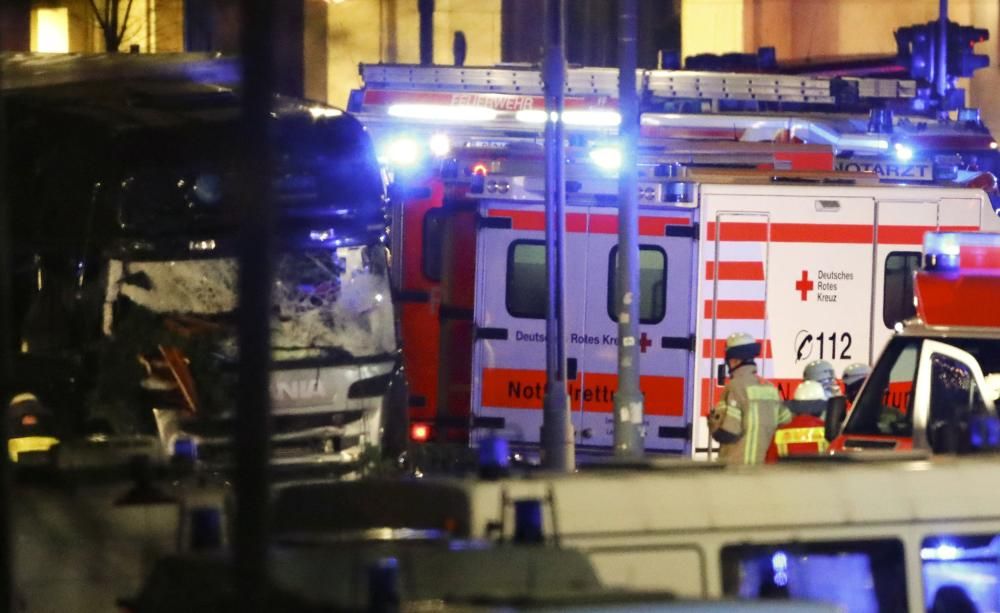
[{"left": 107, "top": 245, "right": 396, "bottom": 362}]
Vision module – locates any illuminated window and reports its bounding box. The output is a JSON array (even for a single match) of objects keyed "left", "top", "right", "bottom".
[{"left": 31, "top": 8, "right": 69, "bottom": 53}]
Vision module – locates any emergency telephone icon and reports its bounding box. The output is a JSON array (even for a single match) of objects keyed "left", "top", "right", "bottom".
[{"left": 795, "top": 330, "right": 814, "bottom": 362}]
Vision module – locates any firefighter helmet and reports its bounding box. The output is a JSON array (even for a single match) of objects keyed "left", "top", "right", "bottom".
[
  {"left": 803, "top": 359, "right": 839, "bottom": 398},
  {"left": 842, "top": 363, "right": 871, "bottom": 387},
  {"left": 724, "top": 332, "right": 761, "bottom": 362},
  {"left": 793, "top": 380, "right": 827, "bottom": 402}
]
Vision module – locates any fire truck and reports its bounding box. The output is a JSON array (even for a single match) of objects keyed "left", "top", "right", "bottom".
[
  {"left": 349, "top": 64, "right": 1000, "bottom": 455},
  {"left": 352, "top": 64, "right": 1000, "bottom": 193},
  {"left": 827, "top": 231, "right": 1000, "bottom": 455}
]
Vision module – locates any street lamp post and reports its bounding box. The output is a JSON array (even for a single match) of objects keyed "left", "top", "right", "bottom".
[
  {"left": 541, "top": 0, "right": 574, "bottom": 472},
  {"left": 613, "top": 0, "right": 645, "bottom": 458}
]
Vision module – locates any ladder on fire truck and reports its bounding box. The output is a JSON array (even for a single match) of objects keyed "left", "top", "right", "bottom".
[{"left": 356, "top": 63, "right": 917, "bottom": 111}]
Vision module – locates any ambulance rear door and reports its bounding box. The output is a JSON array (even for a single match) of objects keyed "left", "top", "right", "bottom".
[
  {"left": 697, "top": 187, "right": 876, "bottom": 445},
  {"left": 579, "top": 205, "right": 697, "bottom": 453},
  {"left": 470, "top": 198, "right": 590, "bottom": 446}
]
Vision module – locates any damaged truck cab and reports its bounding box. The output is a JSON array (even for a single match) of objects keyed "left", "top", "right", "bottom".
[{"left": 4, "top": 67, "right": 405, "bottom": 467}]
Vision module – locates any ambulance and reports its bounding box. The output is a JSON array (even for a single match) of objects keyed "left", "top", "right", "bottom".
[
  {"left": 454, "top": 158, "right": 1000, "bottom": 456},
  {"left": 827, "top": 231, "right": 1000, "bottom": 455}
]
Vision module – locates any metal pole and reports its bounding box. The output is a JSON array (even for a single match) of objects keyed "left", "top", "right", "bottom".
[
  {"left": 613, "top": 0, "right": 644, "bottom": 457},
  {"left": 541, "top": 0, "right": 573, "bottom": 472},
  {"left": 419, "top": 0, "right": 435, "bottom": 66},
  {"left": 936, "top": 0, "right": 948, "bottom": 103},
  {"left": 235, "top": 0, "right": 274, "bottom": 608},
  {"left": 0, "top": 58, "right": 13, "bottom": 613}
]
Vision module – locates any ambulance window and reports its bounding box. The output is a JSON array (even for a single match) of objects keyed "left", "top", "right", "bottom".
[
  {"left": 422, "top": 209, "right": 445, "bottom": 282},
  {"left": 507, "top": 240, "right": 546, "bottom": 319},
  {"left": 922, "top": 535, "right": 1000, "bottom": 613},
  {"left": 883, "top": 252, "right": 921, "bottom": 328},
  {"left": 721, "top": 539, "right": 907, "bottom": 613},
  {"left": 607, "top": 245, "right": 667, "bottom": 324}
]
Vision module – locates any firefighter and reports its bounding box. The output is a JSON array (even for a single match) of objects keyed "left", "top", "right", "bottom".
[
  {"left": 708, "top": 332, "right": 790, "bottom": 465},
  {"left": 842, "top": 362, "right": 872, "bottom": 401},
  {"left": 803, "top": 359, "right": 841, "bottom": 400},
  {"left": 765, "top": 380, "right": 829, "bottom": 463}
]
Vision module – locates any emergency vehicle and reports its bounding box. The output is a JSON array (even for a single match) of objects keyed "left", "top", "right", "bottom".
[
  {"left": 350, "top": 64, "right": 1000, "bottom": 455},
  {"left": 275, "top": 454, "right": 1000, "bottom": 613},
  {"left": 461, "top": 161, "right": 1000, "bottom": 456},
  {"left": 352, "top": 64, "right": 1000, "bottom": 193},
  {"left": 827, "top": 231, "right": 1000, "bottom": 455}
]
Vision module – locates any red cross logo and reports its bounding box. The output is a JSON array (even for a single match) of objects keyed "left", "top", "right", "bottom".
[
  {"left": 639, "top": 332, "right": 653, "bottom": 353},
  {"left": 795, "top": 270, "right": 814, "bottom": 301}
]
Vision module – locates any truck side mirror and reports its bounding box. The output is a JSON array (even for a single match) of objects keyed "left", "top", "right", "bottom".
[{"left": 824, "top": 396, "right": 847, "bottom": 442}]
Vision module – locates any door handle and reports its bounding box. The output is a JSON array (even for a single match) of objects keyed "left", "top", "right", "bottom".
[{"left": 567, "top": 357, "right": 578, "bottom": 380}]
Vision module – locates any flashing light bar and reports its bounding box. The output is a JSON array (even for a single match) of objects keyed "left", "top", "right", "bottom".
[
  {"left": 923, "top": 231, "right": 1000, "bottom": 271},
  {"left": 388, "top": 104, "right": 497, "bottom": 122},
  {"left": 921, "top": 543, "right": 961, "bottom": 560},
  {"left": 515, "top": 109, "right": 622, "bottom": 126}
]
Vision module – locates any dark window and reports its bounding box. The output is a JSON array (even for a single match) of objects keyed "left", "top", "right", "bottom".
[
  {"left": 883, "top": 252, "right": 920, "bottom": 328},
  {"left": 926, "top": 351, "right": 991, "bottom": 453},
  {"left": 843, "top": 337, "right": 920, "bottom": 438},
  {"left": 922, "top": 534, "right": 1000, "bottom": 613},
  {"left": 506, "top": 240, "right": 546, "bottom": 319},
  {"left": 721, "top": 539, "right": 907, "bottom": 612},
  {"left": 607, "top": 245, "right": 667, "bottom": 324},
  {"left": 422, "top": 209, "right": 445, "bottom": 282}
]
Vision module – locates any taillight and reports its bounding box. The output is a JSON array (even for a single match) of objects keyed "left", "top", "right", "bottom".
[{"left": 410, "top": 423, "right": 432, "bottom": 443}]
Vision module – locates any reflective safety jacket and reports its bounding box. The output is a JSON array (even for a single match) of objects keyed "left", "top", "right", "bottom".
[
  {"left": 765, "top": 414, "right": 828, "bottom": 463},
  {"left": 708, "top": 364, "right": 790, "bottom": 465}
]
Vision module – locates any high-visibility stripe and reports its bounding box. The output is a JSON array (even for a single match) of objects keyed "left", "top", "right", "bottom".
[
  {"left": 706, "top": 222, "right": 874, "bottom": 243},
  {"left": 705, "top": 261, "right": 765, "bottom": 281},
  {"left": 706, "top": 222, "right": 982, "bottom": 245},
  {"left": 589, "top": 214, "right": 692, "bottom": 236},
  {"left": 491, "top": 210, "right": 691, "bottom": 236},
  {"left": 774, "top": 426, "right": 828, "bottom": 457},
  {"left": 704, "top": 300, "right": 767, "bottom": 319},
  {"left": 480, "top": 368, "right": 684, "bottom": 416}
]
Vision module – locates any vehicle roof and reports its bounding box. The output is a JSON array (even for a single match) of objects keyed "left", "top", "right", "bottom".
[
  {"left": 898, "top": 319, "right": 1000, "bottom": 339},
  {"left": 2, "top": 78, "right": 351, "bottom": 135},
  {"left": 698, "top": 180, "right": 987, "bottom": 199},
  {"left": 271, "top": 455, "right": 1000, "bottom": 539}
]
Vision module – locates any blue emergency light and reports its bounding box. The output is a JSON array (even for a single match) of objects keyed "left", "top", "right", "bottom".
[
  {"left": 921, "top": 541, "right": 961, "bottom": 561},
  {"left": 172, "top": 436, "right": 198, "bottom": 462},
  {"left": 589, "top": 145, "right": 622, "bottom": 171},
  {"left": 923, "top": 231, "right": 1000, "bottom": 271}
]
